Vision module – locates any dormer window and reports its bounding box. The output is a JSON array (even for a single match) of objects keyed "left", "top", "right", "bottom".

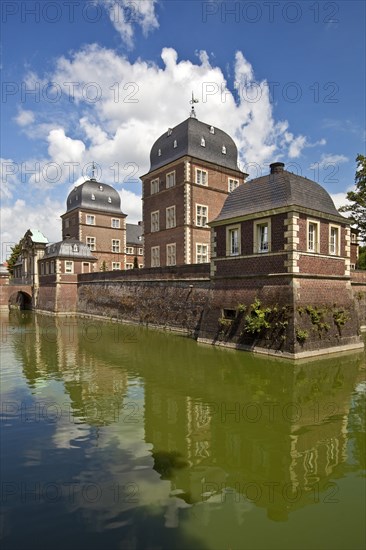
[
  {"left": 108, "top": 197, "right": 112, "bottom": 203},
  {"left": 173, "top": 140, "right": 177, "bottom": 148},
  {"left": 210, "top": 126, "right": 215, "bottom": 134},
  {"left": 73, "top": 244, "right": 79, "bottom": 252},
  {"left": 158, "top": 149, "right": 161, "bottom": 156},
  {"left": 201, "top": 137, "right": 205, "bottom": 147},
  {"left": 167, "top": 128, "right": 172, "bottom": 136},
  {"left": 91, "top": 194, "right": 95, "bottom": 200},
  {"left": 99, "top": 185, "right": 103, "bottom": 191},
  {"left": 222, "top": 145, "right": 226, "bottom": 154}
]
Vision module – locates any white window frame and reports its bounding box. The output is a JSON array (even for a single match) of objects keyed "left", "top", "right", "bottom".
[
  {"left": 166, "top": 243, "right": 176, "bottom": 266},
  {"left": 86, "top": 214, "right": 95, "bottom": 225},
  {"left": 196, "top": 243, "right": 209, "bottom": 264},
  {"left": 226, "top": 225, "right": 241, "bottom": 256},
  {"left": 195, "top": 168, "right": 208, "bottom": 186},
  {"left": 196, "top": 204, "right": 208, "bottom": 227},
  {"left": 166, "top": 205, "right": 176, "bottom": 229},
  {"left": 112, "top": 262, "right": 120, "bottom": 270},
  {"left": 329, "top": 224, "right": 341, "bottom": 256},
  {"left": 65, "top": 260, "right": 74, "bottom": 274},
  {"left": 126, "top": 247, "right": 134, "bottom": 254},
  {"left": 86, "top": 236, "right": 96, "bottom": 251},
  {"left": 138, "top": 247, "right": 143, "bottom": 255},
  {"left": 111, "top": 218, "right": 120, "bottom": 228},
  {"left": 254, "top": 218, "right": 271, "bottom": 254},
  {"left": 112, "top": 239, "right": 120, "bottom": 253},
  {"left": 201, "top": 137, "right": 206, "bottom": 147},
  {"left": 166, "top": 171, "right": 176, "bottom": 189},
  {"left": 151, "top": 210, "right": 159, "bottom": 232},
  {"left": 151, "top": 178, "right": 159, "bottom": 194},
  {"left": 151, "top": 246, "right": 160, "bottom": 267},
  {"left": 228, "top": 178, "right": 239, "bottom": 193},
  {"left": 307, "top": 219, "right": 320, "bottom": 253},
  {"left": 222, "top": 145, "right": 227, "bottom": 154},
  {"left": 126, "top": 263, "right": 134, "bottom": 270}
]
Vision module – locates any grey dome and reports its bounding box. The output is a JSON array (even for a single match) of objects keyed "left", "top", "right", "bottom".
[
  {"left": 149, "top": 117, "right": 239, "bottom": 171},
  {"left": 214, "top": 166, "right": 346, "bottom": 222},
  {"left": 44, "top": 239, "right": 96, "bottom": 260},
  {"left": 66, "top": 179, "right": 124, "bottom": 214}
]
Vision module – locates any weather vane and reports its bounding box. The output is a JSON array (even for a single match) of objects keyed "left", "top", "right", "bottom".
[
  {"left": 189, "top": 92, "right": 199, "bottom": 118},
  {"left": 91, "top": 161, "right": 96, "bottom": 181}
]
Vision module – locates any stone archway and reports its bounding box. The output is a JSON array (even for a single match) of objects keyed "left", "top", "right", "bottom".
[{"left": 8, "top": 291, "right": 33, "bottom": 310}]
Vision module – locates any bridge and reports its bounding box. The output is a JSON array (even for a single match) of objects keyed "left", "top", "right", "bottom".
[{"left": 0, "top": 280, "right": 33, "bottom": 310}]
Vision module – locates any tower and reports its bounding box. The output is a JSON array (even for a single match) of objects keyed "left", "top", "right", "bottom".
[
  {"left": 141, "top": 114, "right": 246, "bottom": 267},
  {"left": 61, "top": 177, "right": 127, "bottom": 271}
]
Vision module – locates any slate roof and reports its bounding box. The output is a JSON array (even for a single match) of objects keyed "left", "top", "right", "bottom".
[
  {"left": 213, "top": 166, "right": 346, "bottom": 223},
  {"left": 66, "top": 179, "right": 125, "bottom": 215},
  {"left": 43, "top": 239, "right": 97, "bottom": 260},
  {"left": 126, "top": 223, "right": 143, "bottom": 245},
  {"left": 26, "top": 229, "right": 48, "bottom": 244},
  {"left": 149, "top": 117, "right": 241, "bottom": 172}
]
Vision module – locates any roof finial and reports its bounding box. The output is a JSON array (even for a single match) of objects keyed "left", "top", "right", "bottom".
[
  {"left": 189, "top": 91, "right": 199, "bottom": 118},
  {"left": 90, "top": 161, "right": 96, "bottom": 181}
]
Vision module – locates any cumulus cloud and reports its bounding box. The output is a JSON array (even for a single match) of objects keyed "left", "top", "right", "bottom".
[
  {"left": 310, "top": 154, "right": 349, "bottom": 170},
  {"left": 14, "top": 109, "right": 35, "bottom": 127},
  {"left": 101, "top": 0, "right": 159, "bottom": 48},
  {"left": 120, "top": 188, "right": 142, "bottom": 222}
]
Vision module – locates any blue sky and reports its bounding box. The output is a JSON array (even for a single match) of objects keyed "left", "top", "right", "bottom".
[{"left": 1, "top": 0, "right": 365, "bottom": 259}]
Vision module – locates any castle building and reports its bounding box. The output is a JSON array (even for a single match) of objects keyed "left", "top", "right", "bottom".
[
  {"left": 126, "top": 222, "right": 144, "bottom": 269},
  {"left": 61, "top": 177, "right": 127, "bottom": 271},
  {"left": 141, "top": 111, "right": 247, "bottom": 268}
]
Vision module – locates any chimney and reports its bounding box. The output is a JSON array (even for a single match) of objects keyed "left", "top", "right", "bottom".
[{"left": 270, "top": 162, "right": 285, "bottom": 174}]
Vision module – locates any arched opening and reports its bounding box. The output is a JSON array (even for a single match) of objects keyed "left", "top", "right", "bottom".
[{"left": 8, "top": 291, "right": 32, "bottom": 310}]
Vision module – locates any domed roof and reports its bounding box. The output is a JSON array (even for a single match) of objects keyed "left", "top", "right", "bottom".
[
  {"left": 66, "top": 179, "right": 124, "bottom": 215},
  {"left": 149, "top": 117, "right": 240, "bottom": 172},
  {"left": 213, "top": 163, "right": 346, "bottom": 223}
]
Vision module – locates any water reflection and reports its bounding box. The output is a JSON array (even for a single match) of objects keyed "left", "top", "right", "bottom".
[{"left": 2, "top": 311, "right": 365, "bottom": 550}]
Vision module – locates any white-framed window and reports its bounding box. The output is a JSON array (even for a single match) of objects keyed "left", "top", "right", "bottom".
[
  {"left": 151, "top": 178, "right": 159, "bottom": 194},
  {"left": 196, "top": 243, "right": 209, "bottom": 263},
  {"left": 166, "top": 243, "right": 176, "bottom": 266},
  {"left": 151, "top": 211, "right": 159, "bottom": 232},
  {"left": 166, "top": 171, "right": 175, "bottom": 188},
  {"left": 173, "top": 139, "right": 177, "bottom": 148},
  {"left": 329, "top": 224, "right": 340, "bottom": 256},
  {"left": 351, "top": 263, "right": 356, "bottom": 270},
  {"left": 228, "top": 178, "right": 239, "bottom": 193},
  {"left": 112, "top": 262, "right": 120, "bottom": 270},
  {"left": 139, "top": 264, "right": 143, "bottom": 268},
  {"left": 254, "top": 219, "right": 271, "bottom": 253},
  {"left": 151, "top": 246, "right": 160, "bottom": 267},
  {"left": 138, "top": 247, "right": 143, "bottom": 255},
  {"left": 307, "top": 219, "right": 320, "bottom": 253},
  {"left": 222, "top": 145, "right": 226, "bottom": 154},
  {"left": 86, "top": 214, "right": 95, "bottom": 225},
  {"left": 166, "top": 206, "right": 176, "bottom": 229},
  {"left": 210, "top": 126, "right": 215, "bottom": 134},
  {"left": 201, "top": 137, "right": 206, "bottom": 147},
  {"left": 195, "top": 168, "right": 208, "bottom": 186},
  {"left": 351, "top": 232, "right": 357, "bottom": 243},
  {"left": 226, "top": 225, "right": 240, "bottom": 256},
  {"left": 108, "top": 197, "right": 112, "bottom": 203},
  {"left": 86, "top": 237, "right": 96, "bottom": 251},
  {"left": 111, "top": 218, "right": 120, "bottom": 228},
  {"left": 112, "top": 239, "right": 120, "bottom": 253},
  {"left": 126, "top": 263, "right": 133, "bottom": 270},
  {"left": 91, "top": 194, "right": 95, "bottom": 200},
  {"left": 73, "top": 244, "right": 79, "bottom": 252},
  {"left": 65, "top": 261, "right": 73, "bottom": 274},
  {"left": 126, "top": 246, "right": 134, "bottom": 254},
  {"left": 196, "top": 204, "right": 208, "bottom": 227}
]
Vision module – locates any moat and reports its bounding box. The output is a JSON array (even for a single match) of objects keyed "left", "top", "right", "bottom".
[{"left": 1, "top": 311, "right": 365, "bottom": 550}]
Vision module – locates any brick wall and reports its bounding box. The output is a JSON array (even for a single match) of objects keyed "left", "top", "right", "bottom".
[
  {"left": 298, "top": 255, "right": 345, "bottom": 276},
  {"left": 215, "top": 255, "right": 287, "bottom": 277}
]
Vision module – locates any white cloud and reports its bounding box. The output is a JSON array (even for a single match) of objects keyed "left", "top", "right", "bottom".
[
  {"left": 47, "top": 128, "right": 85, "bottom": 165},
  {"left": 0, "top": 158, "right": 19, "bottom": 200},
  {"left": 101, "top": 0, "right": 159, "bottom": 48},
  {"left": 1, "top": 197, "right": 63, "bottom": 262},
  {"left": 330, "top": 192, "right": 350, "bottom": 211},
  {"left": 310, "top": 154, "right": 349, "bottom": 170},
  {"left": 14, "top": 109, "right": 35, "bottom": 127},
  {"left": 120, "top": 188, "right": 142, "bottom": 223}
]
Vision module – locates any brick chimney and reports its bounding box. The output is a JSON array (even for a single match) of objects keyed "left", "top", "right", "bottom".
[{"left": 270, "top": 162, "right": 285, "bottom": 174}]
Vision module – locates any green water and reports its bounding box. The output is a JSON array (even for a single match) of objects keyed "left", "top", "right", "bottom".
[{"left": 1, "top": 311, "right": 365, "bottom": 550}]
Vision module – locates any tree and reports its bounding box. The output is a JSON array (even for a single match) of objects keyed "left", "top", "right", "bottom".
[
  {"left": 133, "top": 256, "right": 139, "bottom": 269},
  {"left": 7, "top": 240, "right": 22, "bottom": 276},
  {"left": 339, "top": 154, "right": 366, "bottom": 241},
  {"left": 358, "top": 245, "right": 366, "bottom": 270}
]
